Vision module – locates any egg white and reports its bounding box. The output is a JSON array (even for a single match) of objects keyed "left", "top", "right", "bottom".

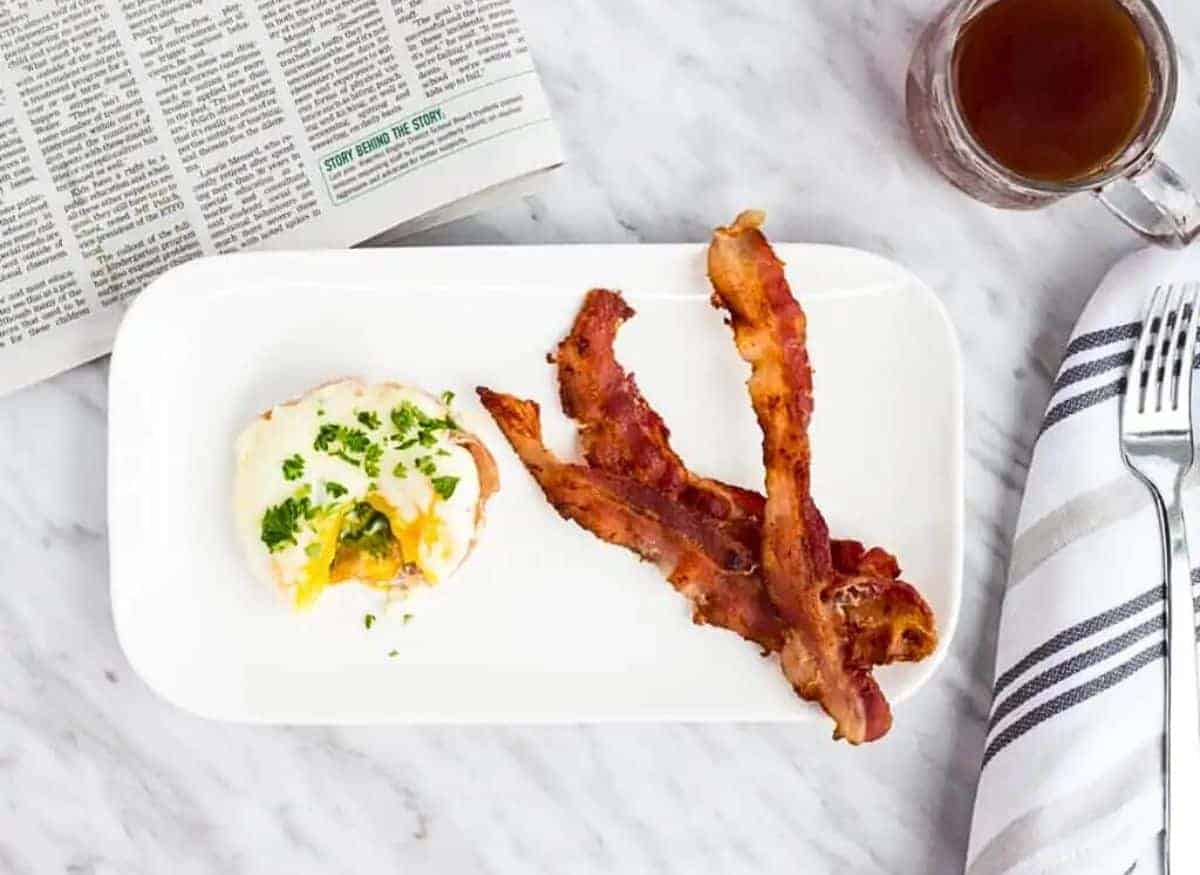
[{"left": 234, "top": 379, "right": 484, "bottom": 608}]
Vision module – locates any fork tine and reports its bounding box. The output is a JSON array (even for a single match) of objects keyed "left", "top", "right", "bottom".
[
  {"left": 1147, "top": 284, "right": 1178, "bottom": 413},
  {"left": 1175, "top": 282, "right": 1200, "bottom": 413},
  {"left": 1126, "top": 285, "right": 1166, "bottom": 418},
  {"left": 1162, "top": 283, "right": 1186, "bottom": 410}
]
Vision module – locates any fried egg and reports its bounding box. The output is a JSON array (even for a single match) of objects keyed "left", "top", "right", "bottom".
[{"left": 234, "top": 379, "right": 498, "bottom": 608}]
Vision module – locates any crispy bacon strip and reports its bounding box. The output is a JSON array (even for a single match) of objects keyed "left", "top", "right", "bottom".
[
  {"left": 477, "top": 389, "right": 785, "bottom": 651},
  {"left": 555, "top": 288, "right": 763, "bottom": 554},
  {"left": 482, "top": 387, "right": 938, "bottom": 679},
  {"left": 708, "top": 209, "right": 894, "bottom": 743},
  {"left": 556, "top": 288, "right": 935, "bottom": 667},
  {"left": 479, "top": 236, "right": 935, "bottom": 737}
]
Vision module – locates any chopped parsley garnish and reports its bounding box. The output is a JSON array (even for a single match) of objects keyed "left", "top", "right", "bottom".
[
  {"left": 260, "top": 496, "right": 314, "bottom": 553},
  {"left": 341, "top": 428, "right": 370, "bottom": 453},
  {"left": 414, "top": 455, "right": 437, "bottom": 477},
  {"left": 395, "top": 436, "right": 418, "bottom": 450},
  {"left": 388, "top": 649, "right": 399, "bottom": 657},
  {"left": 364, "top": 613, "right": 376, "bottom": 630},
  {"left": 390, "top": 400, "right": 457, "bottom": 442},
  {"left": 435, "top": 449, "right": 450, "bottom": 457},
  {"left": 364, "top": 443, "right": 383, "bottom": 477},
  {"left": 356, "top": 410, "right": 381, "bottom": 430},
  {"left": 392, "top": 461, "right": 407, "bottom": 478},
  {"left": 282, "top": 454, "right": 305, "bottom": 481},
  {"left": 315, "top": 423, "right": 381, "bottom": 471},
  {"left": 440, "top": 390, "right": 455, "bottom": 405},
  {"left": 431, "top": 476, "right": 459, "bottom": 500},
  {"left": 418, "top": 430, "right": 437, "bottom": 448},
  {"left": 390, "top": 402, "right": 419, "bottom": 434},
  {"left": 314, "top": 422, "right": 341, "bottom": 451},
  {"left": 325, "top": 481, "right": 348, "bottom": 498},
  {"left": 402, "top": 613, "right": 413, "bottom": 624}
]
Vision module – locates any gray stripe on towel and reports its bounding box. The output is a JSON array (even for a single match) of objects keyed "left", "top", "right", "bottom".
[
  {"left": 1051, "top": 350, "right": 1133, "bottom": 397},
  {"left": 967, "top": 738, "right": 1158, "bottom": 875},
  {"left": 1063, "top": 322, "right": 1141, "bottom": 359},
  {"left": 982, "top": 642, "right": 1162, "bottom": 768},
  {"left": 992, "top": 586, "right": 1162, "bottom": 696},
  {"left": 1008, "top": 476, "right": 1149, "bottom": 591},
  {"left": 1039, "top": 378, "right": 1125, "bottom": 437},
  {"left": 988, "top": 614, "right": 1165, "bottom": 733}
]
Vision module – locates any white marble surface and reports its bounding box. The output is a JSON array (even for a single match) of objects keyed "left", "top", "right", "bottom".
[{"left": 4, "top": 1, "right": 1200, "bottom": 872}]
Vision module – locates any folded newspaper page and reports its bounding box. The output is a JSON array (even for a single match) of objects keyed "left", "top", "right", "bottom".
[{"left": 0, "top": 0, "right": 563, "bottom": 396}]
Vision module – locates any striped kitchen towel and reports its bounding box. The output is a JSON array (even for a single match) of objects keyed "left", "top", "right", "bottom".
[{"left": 966, "top": 246, "right": 1200, "bottom": 875}]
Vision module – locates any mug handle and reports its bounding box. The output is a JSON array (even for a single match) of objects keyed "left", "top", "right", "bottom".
[{"left": 1096, "top": 156, "right": 1200, "bottom": 249}]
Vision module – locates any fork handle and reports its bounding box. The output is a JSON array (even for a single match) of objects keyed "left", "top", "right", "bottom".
[{"left": 1157, "top": 488, "right": 1200, "bottom": 873}]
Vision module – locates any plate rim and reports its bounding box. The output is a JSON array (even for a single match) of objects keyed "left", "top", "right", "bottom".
[{"left": 108, "top": 244, "right": 964, "bottom": 725}]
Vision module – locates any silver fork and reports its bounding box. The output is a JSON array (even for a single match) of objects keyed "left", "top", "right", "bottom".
[{"left": 1121, "top": 282, "right": 1200, "bottom": 873}]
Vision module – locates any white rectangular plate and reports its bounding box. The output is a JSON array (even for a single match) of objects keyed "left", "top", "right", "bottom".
[{"left": 109, "top": 245, "right": 963, "bottom": 724}]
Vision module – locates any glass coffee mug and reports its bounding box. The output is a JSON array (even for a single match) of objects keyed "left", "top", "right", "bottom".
[{"left": 907, "top": 0, "right": 1200, "bottom": 247}]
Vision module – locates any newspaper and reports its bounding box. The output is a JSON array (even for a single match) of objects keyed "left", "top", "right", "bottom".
[{"left": 0, "top": 0, "right": 562, "bottom": 396}]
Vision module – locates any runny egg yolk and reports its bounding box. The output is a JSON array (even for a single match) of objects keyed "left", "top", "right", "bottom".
[{"left": 291, "top": 493, "right": 448, "bottom": 609}]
